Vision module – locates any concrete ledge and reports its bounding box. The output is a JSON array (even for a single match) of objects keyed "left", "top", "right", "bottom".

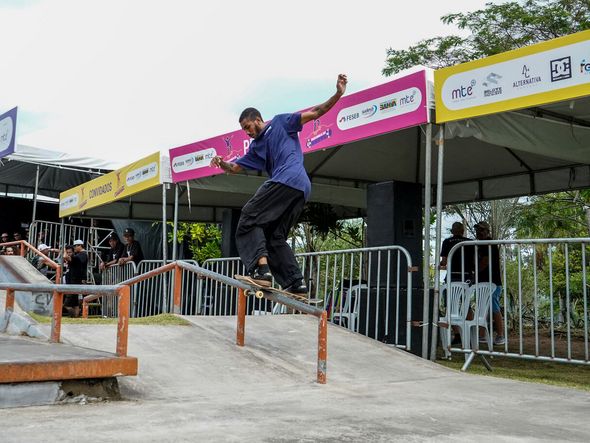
[
  {"left": 0, "top": 356, "right": 138, "bottom": 384},
  {"left": 0, "top": 378, "right": 120, "bottom": 409}
]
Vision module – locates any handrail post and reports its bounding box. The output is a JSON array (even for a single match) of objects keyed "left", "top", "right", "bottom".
[
  {"left": 317, "top": 311, "right": 328, "bottom": 384},
  {"left": 19, "top": 240, "right": 25, "bottom": 257},
  {"left": 236, "top": 288, "right": 246, "bottom": 346},
  {"left": 5, "top": 288, "right": 15, "bottom": 311},
  {"left": 174, "top": 264, "right": 182, "bottom": 314},
  {"left": 51, "top": 291, "right": 63, "bottom": 343},
  {"left": 82, "top": 301, "right": 89, "bottom": 319},
  {"left": 117, "top": 285, "right": 130, "bottom": 357}
]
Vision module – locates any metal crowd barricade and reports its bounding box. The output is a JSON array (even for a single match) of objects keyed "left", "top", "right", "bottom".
[
  {"left": 443, "top": 238, "right": 590, "bottom": 370},
  {"left": 100, "top": 262, "right": 138, "bottom": 317},
  {"left": 201, "top": 245, "right": 415, "bottom": 350}
]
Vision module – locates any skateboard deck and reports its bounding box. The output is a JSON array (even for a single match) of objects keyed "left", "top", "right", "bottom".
[{"left": 234, "top": 275, "right": 322, "bottom": 305}]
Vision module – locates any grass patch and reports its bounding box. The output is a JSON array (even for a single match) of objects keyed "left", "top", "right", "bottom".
[
  {"left": 28, "top": 312, "right": 191, "bottom": 326},
  {"left": 438, "top": 355, "right": 590, "bottom": 392}
]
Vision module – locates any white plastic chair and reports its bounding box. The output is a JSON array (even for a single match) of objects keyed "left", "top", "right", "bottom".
[
  {"left": 464, "top": 282, "right": 496, "bottom": 352},
  {"left": 439, "top": 282, "right": 471, "bottom": 358},
  {"left": 332, "top": 284, "right": 367, "bottom": 332}
]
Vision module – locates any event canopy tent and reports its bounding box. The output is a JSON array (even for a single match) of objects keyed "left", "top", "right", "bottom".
[{"left": 0, "top": 144, "right": 116, "bottom": 199}]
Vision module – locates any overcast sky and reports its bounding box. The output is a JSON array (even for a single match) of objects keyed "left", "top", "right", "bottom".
[{"left": 1, "top": 0, "right": 496, "bottom": 166}]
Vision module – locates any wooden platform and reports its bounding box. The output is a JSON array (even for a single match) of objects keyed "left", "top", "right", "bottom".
[{"left": 0, "top": 335, "right": 137, "bottom": 384}]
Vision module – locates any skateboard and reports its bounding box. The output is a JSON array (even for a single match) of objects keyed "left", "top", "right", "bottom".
[{"left": 234, "top": 275, "right": 322, "bottom": 305}]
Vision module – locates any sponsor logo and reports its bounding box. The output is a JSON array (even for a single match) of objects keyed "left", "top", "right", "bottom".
[
  {"left": 580, "top": 59, "right": 590, "bottom": 74},
  {"left": 450, "top": 79, "right": 476, "bottom": 100},
  {"left": 379, "top": 98, "right": 396, "bottom": 111},
  {"left": 513, "top": 64, "right": 542, "bottom": 88},
  {"left": 126, "top": 161, "right": 158, "bottom": 186},
  {"left": 172, "top": 148, "right": 217, "bottom": 173},
  {"left": 306, "top": 128, "right": 332, "bottom": 149},
  {"left": 482, "top": 72, "right": 502, "bottom": 97},
  {"left": 338, "top": 112, "right": 360, "bottom": 123},
  {"left": 60, "top": 193, "right": 79, "bottom": 210},
  {"left": 0, "top": 115, "right": 14, "bottom": 153},
  {"left": 550, "top": 56, "right": 572, "bottom": 82},
  {"left": 362, "top": 105, "right": 378, "bottom": 118}
]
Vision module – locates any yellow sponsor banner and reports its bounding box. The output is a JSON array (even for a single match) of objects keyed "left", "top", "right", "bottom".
[
  {"left": 59, "top": 152, "right": 161, "bottom": 217},
  {"left": 435, "top": 30, "right": 590, "bottom": 123}
]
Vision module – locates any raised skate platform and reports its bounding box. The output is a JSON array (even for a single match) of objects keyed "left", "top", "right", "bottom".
[{"left": 0, "top": 335, "right": 137, "bottom": 384}]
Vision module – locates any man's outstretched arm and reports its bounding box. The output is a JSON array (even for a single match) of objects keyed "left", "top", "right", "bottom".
[
  {"left": 300, "top": 74, "right": 347, "bottom": 125},
  {"left": 210, "top": 156, "right": 243, "bottom": 174}
]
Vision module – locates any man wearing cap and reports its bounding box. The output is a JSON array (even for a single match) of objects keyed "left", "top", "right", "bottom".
[
  {"left": 475, "top": 221, "right": 506, "bottom": 346},
  {"left": 119, "top": 228, "right": 144, "bottom": 265},
  {"left": 100, "top": 233, "right": 125, "bottom": 270},
  {"left": 63, "top": 240, "right": 88, "bottom": 317},
  {"left": 12, "top": 232, "right": 22, "bottom": 255},
  {"left": 33, "top": 244, "right": 58, "bottom": 277}
]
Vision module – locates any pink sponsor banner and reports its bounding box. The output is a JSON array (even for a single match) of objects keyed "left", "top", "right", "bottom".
[{"left": 170, "top": 70, "right": 429, "bottom": 183}]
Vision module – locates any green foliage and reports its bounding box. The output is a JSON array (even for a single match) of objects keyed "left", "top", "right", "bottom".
[
  {"left": 169, "top": 222, "right": 222, "bottom": 263},
  {"left": 383, "top": 0, "right": 590, "bottom": 75}
]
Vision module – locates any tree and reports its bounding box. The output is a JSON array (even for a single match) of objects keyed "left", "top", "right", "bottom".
[
  {"left": 383, "top": 0, "right": 590, "bottom": 76},
  {"left": 169, "top": 222, "right": 221, "bottom": 263}
]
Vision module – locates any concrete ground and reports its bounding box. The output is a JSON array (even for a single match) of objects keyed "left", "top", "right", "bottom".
[{"left": 0, "top": 315, "right": 589, "bottom": 442}]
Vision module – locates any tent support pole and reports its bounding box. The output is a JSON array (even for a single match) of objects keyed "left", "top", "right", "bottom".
[
  {"left": 58, "top": 218, "right": 65, "bottom": 282},
  {"left": 162, "top": 183, "right": 169, "bottom": 313},
  {"left": 422, "top": 123, "right": 432, "bottom": 359},
  {"left": 172, "top": 183, "right": 179, "bottom": 261},
  {"left": 31, "top": 164, "right": 40, "bottom": 226},
  {"left": 430, "top": 124, "right": 445, "bottom": 361}
]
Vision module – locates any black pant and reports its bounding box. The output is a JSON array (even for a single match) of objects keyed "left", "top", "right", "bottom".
[{"left": 236, "top": 182, "right": 305, "bottom": 288}]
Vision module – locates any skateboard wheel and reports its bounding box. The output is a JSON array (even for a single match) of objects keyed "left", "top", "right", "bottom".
[
  {"left": 255, "top": 290, "right": 264, "bottom": 299},
  {"left": 244, "top": 289, "right": 253, "bottom": 297}
]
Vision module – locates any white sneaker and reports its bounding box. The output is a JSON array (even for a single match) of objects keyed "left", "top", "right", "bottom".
[{"left": 494, "top": 336, "right": 506, "bottom": 346}]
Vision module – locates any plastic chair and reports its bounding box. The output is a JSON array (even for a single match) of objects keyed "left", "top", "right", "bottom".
[
  {"left": 464, "top": 282, "right": 496, "bottom": 352},
  {"left": 439, "top": 282, "right": 471, "bottom": 358},
  {"left": 332, "top": 284, "right": 367, "bottom": 332}
]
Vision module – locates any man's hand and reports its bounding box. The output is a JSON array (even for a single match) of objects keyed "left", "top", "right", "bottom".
[
  {"left": 336, "top": 74, "right": 347, "bottom": 96},
  {"left": 301, "top": 73, "right": 348, "bottom": 125},
  {"left": 118, "top": 257, "right": 127, "bottom": 265},
  {"left": 210, "top": 155, "right": 242, "bottom": 174},
  {"left": 210, "top": 156, "right": 223, "bottom": 168}
]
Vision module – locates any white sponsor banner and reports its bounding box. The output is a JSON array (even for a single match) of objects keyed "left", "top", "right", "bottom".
[
  {"left": 441, "top": 39, "right": 590, "bottom": 111},
  {"left": 126, "top": 161, "right": 159, "bottom": 187},
  {"left": 60, "top": 193, "right": 79, "bottom": 211},
  {"left": 171, "top": 147, "right": 217, "bottom": 174},
  {"left": 336, "top": 87, "right": 422, "bottom": 131}
]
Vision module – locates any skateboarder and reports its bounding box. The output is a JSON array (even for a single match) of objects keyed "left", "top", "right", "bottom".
[{"left": 211, "top": 74, "right": 348, "bottom": 294}]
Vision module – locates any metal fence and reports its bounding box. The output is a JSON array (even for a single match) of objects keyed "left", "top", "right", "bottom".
[
  {"left": 200, "top": 245, "right": 415, "bottom": 349},
  {"left": 99, "top": 259, "right": 199, "bottom": 318},
  {"left": 442, "top": 238, "right": 590, "bottom": 368},
  {"left": 29, "top": 220, "right": 114, "bottom": 283}
]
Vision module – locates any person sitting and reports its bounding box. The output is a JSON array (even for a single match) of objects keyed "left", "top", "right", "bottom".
[
  {"left": 474, "top": 221, "right": 506, "bottom": 346},
  {"left": 4, "top": 247, "right": 14, "bottom": 256},
  {"left": 0, "top": 233, "right": 9, "bottom": 254},
  {"left": 100, "top": 233, "right": 125, "bottom": 270},
  {"left": 440, "top": 222, "right": 474, "bottom": 283},
  {"left": 118, "top": 228, "right": 144, "bottom": 265}
]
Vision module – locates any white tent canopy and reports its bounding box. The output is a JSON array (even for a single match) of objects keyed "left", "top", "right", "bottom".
[{"left": 1, "top": 144, "right": 118, "bottom": 199}]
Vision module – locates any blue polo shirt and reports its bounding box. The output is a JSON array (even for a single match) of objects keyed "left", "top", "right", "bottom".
[{"left": 236, "top": 113, "right": 311, "bottom": 201}]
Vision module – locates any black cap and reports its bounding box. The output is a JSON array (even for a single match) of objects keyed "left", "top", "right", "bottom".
[
  {"left": 123, "top": 228, "right": 135, "bottom": 236},
  {"left": 107, "top": 233, "right": 119, "bottom": 241}
]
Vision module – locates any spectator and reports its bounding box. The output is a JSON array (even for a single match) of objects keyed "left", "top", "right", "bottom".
[
  {"left": 4, "top": 247, "right": 14, "bottom": 256},
  {"left": 440, "top": 222, "right": 474, "bottom": 283},
  {"left": 32, "top": 244, "right": 55, "bottom": 277},
  {"left": 63, "top": 239, "right": 88, "bottom": 317},
  {"left": 118, "top": 228, "right": 144, "bottom": 265},
  {"left": 12, "top": 232, "right": 22, "bottom": 255},
  {"left": 100, "top": 233, "right": 125, "bottom": 270},
  {"left": 0, "top": 232, "right": 9, "bottom": 254},
  {"left": 62, "top": 245, "right": 74, "bottom": 284},
  {"left": 474, "top": 221, "right": 505, "bottom": 346}
]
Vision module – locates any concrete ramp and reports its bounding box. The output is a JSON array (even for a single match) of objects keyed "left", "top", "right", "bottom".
[
  {"left": 0, "top": 256, "right": 52, "bottom": 314},
  {"left": 4, "top": 315, "right": 587, "bottom": 442}
]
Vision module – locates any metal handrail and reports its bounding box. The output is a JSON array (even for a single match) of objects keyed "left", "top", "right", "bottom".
[
  {"left": 81, "top": 260, "right": 329, "bottom": 384},
  {"left": 2, "top": 281, "right": 131, "bottom": 357}
]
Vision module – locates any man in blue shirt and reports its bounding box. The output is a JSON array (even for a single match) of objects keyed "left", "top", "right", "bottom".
[{"left": 211, "top": 74, "right": 347, "bottom": 294}]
